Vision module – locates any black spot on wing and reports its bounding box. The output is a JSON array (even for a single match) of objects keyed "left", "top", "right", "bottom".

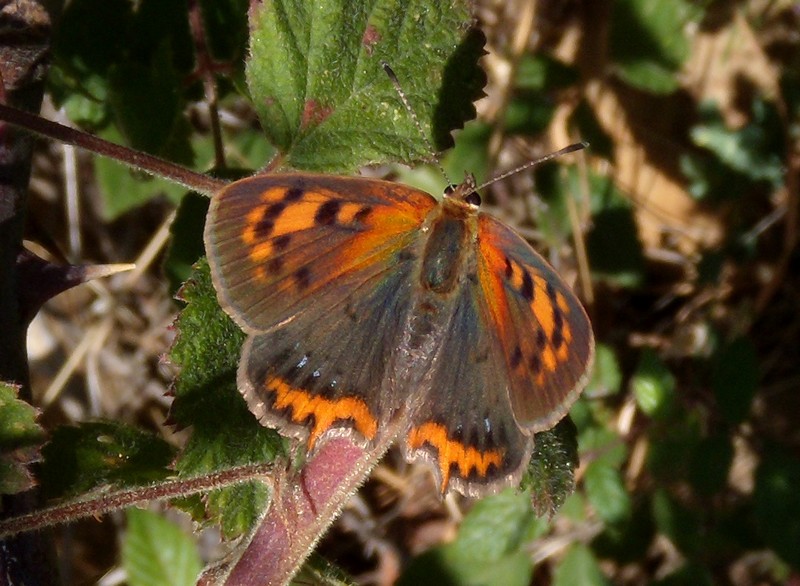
[
  {"left": 265, "top": 201, "right": 286, "bottom": 219},
  {"left": 552, "top": 309, "right": 565, "bottom": 349},
  {"left": 315, "top": 200, "right": 341, "bottom": 225},
  {"left": 294, "top": 267, "right": 311, "bottom": 290},
  {"left": 254, "top": 217, "right": 274, "bottom": 239},
  {"left": 520, "top": 270, "right": 534, "bottom": 301},
  {"left": 354, "top": 205, "right": 373, "bottom": 224},
  {"left": 273, "top": 234, "right": 292, "bottom": 251},
  {"left": 510, "top": 346, "right": 523, "bottom": 369},
  {"left": 283, "top": 186, "right": 304, "bottom": 201},
  {"left": 267, "top": 257, "right": 283, "bottom": 274},
  {"left": 536, "top": 329, "right": 547, "bottom": 350},
  {"left": 529, "top": 354, "right": 542, "bottom": 375}
]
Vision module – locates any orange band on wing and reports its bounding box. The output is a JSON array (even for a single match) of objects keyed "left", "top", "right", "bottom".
[
  {"left": 266, "top": 377, "right": 378, "bottom": 449},
  {"left": 408, "top": 422, "right": 504, "bottom": 492}
]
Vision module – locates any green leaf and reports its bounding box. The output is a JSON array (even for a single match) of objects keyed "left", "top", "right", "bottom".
[
  {"left": 688, "top": 434, "right": 734, "bottom": 497},
  {"left": 591, "top": 498, "right": 655, "bottom": 562},
  {"left": 653, "top": 562, "right": 714, "bottom": 586},
  {"left": 553, "top": 543, "right": 611, "bottom": 586},
  {"left": 610, "top": 0, "right": 700, "bottom": 94},
  {"left": 107, "top": 45, "right": 191, "bottom": 162},
  {"left": 169, "top": 259, "right": 284, "bottom": 537},
  {"left": 93, "top": 127, "right": 189, "bottom": 221},
  {"left": 164, "top": 192, "right": 210, "bottom": 293},
  {"left": 682, "top": 100, "right": 785, "bottom": 201},
  {"left": 646, "top": 409, "right": 702, "bottom": 481},
  {"left": 515, "top": 54, "right": 579, "bottom": 92},
  {"left": 399, "top": 490, "right": 539, "bottom": 586},
  {"left": 712, "top": 337, "right": 758, "bottom": 425},
  {"left": 199, "top": 0, "right": 250, "bottom": 66},
  {"left": 584, "top": 460, "right": 631, "bottom": 524},
  {"left": 245, "top": 0, "right": 479, "bottom": 172},
  {"left": 39, "top": 421, "right": 175, "bottom": 499},
  {"left": 123, "top": 508, "right": 202, "bottom": 586},
  {"left": 0, "top": 382, "right": 45, "bottom": 495},
  {"left": 651, "top": 488, "right": 701, "bottom": 555},
  {"left": 572, "top": 100, "right": 614, "bottom": 161},
  {"left": 631, "top": 349, "right": 676, "bottom": 419},
  {"left": 586, "top": 343, "right": 622, "bottom": 397},
  {"left": 524, "top": 417, "right": 580, "bottom": 518},
  {"left": 582, "top": 174, "right": 645, "bottom": 288},
  {"left": 754, "top": 448, "right": 800, "bottom": 568},
  {"left": 294, "top": 553, "right": 355, "bottom": 586}
]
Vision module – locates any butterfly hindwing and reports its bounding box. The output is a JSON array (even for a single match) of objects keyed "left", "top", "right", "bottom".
[
  {"left": 404, "top": 282, "right": 533, "bottom": 496},
  {"left": 240, "top": 256, "right": 418, "bottom": 449}
]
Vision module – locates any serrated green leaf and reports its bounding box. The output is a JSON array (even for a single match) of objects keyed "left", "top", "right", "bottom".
[
  {"left": 631, "top": 349, "right": 676, "bottom": 419},
  {"left": 0, "top": 382, "right": 45, "bottom": 494},
  {"left": 123, "top": 508, "right": 201, "bottom": 586},
  {"left": 584, "top": 461, "right": 631, "bottom": 524},
  {"left": 39, "top": 421, "right": 174, "bottom": 499},
  {"left": 553, "top": 543, "right": 611, "bottom": 586},
  {"left": 246, "top": 0, "right": 479, "bottom": 172},
  {"left": 712, "top": 337, "right": 758, "bottom": 425},
  {"left": 524, "top": 417, "right": 580, "bottom": 517},
  {"left": 169, "top": 259, "right": 284, "bottom": 537}
]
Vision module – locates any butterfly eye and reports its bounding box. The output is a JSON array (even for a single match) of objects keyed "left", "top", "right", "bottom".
[
  {"left": 465, "top": 191, "right": 481, "bottom": 206},
  {"left": 444, "top": 184, "right": 458, "bottom": 195}
]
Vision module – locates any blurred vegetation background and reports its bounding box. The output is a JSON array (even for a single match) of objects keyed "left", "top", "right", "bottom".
[{"left": 10, "top": 0, "right": 800, "bottom": 584}]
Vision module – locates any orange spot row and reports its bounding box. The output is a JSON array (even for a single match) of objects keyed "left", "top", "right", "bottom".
[
  {"left": 407, "top": 422, "right": 504, "bottom": 492},
  {"left": 266, "top": 377, "right": 378, "bottom": 449}
]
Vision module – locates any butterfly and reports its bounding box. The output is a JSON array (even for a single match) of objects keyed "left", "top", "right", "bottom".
[{"left": 204, "top": 165, "right": 594, "bottom": 498}]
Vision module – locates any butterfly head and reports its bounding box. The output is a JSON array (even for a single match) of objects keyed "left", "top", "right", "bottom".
[{"left": 443, "top": 172, "right": 481, "bottom": 209}]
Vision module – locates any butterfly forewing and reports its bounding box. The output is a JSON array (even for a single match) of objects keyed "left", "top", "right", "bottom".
[
  {"left": 476, "top": 214, "right": 594, "bottom": 431},
  {"left": 205, "top": 174, "right": 436, "bottom": 333}
]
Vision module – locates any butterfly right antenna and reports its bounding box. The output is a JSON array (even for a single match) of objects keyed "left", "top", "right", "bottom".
[
  {"left": 475, "top": 142, "right": 588, "bottom": 192},
  {"left": 381, "top": 62, "right": 452, "bottom": 186}
]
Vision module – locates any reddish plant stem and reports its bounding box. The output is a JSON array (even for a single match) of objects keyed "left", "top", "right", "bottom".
[
  {"left": 211, "top": 434, "right": 401, "bottom": 586},
  {"left": 0, "top": 464, "right": 274, "bottom": 539},
  {"left": 0, "top": 103, "right": 229, "bottom": 195}
]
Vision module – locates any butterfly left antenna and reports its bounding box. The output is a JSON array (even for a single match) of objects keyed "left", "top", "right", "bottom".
[{"left": 381, "top": 62, "right": 452, "bottom": 185}]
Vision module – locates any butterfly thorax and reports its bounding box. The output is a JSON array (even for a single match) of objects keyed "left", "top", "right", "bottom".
[{"left": 387, "top": 179, "right": 482, "bottom": 413}]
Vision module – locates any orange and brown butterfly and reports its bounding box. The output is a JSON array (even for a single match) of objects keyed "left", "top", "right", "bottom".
[{"left": 204, "top": 82, "right": 595, "bottom": 496}]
